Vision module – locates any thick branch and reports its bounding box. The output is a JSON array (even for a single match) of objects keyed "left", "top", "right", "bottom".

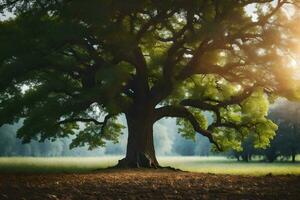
[
  {"left": 149, "top": 1, "right": 279, "bottom": 105},
  {"left": 181, "top": 87, "right": 253, "bottom": 109},
  {"left": 133, "top": 47, "right": 149, "bottom": 94},
  {"left": 121, "top": 46, "right": 150, "bottom": 100},
  {"left": 149, "top": 20, "right": 192, "bottom": 105},
  {"left": 136, "top": 10, "right": 176, "bottom": 42},
  {"left": 180, "top": 88, "right": 255, "bottom": 130},
  {"left": 154, "top": 105, "right": 221, "bottom": 151},
  {"left": 99, "top": 114, "right": 113, "bottom": 135},
  {"left": 58, "top": 114, "right": 114, "bottom": 135},
  {"left": 177, "top": 0, "right": 287, "bottom": 81},
  {"left": 58, "top": 118, "right": 103, "bottom": 125}
]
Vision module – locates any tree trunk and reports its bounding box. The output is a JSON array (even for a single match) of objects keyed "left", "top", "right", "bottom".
[
  {"left": 292, "top": 154, "right": 296, "bottom": 163},
  {"left": 116, "top": 111, "right": 159, "bottom": 168}
]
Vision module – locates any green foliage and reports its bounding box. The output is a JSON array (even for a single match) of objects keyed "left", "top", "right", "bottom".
[
  {"left": 240, "top": 90, "right": 278, "bottom": 148},
  {"left": 213, "top": 90, "right": 277, "bottom": 151},
  {"left": 177, "top": 109, "right": 208, "bottom": 141},
  {"left": 212, "top": 127, "right": 243, "bottom": 151},
  {"left": 241, "top": 89, "right": 269, "bottom": 122},
  {"left": 70, "top": 117, "right": 125, "bottom": 150}
]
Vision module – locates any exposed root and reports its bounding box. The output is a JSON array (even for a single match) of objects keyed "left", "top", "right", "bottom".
[
  {"left": 105, "top": 158, "right": 183, "bottom": 172},
  {"left": 99, "top": 154, "right": 183, "bottom": 172},
  {"left": 114, "top": 153, "right": 159, "bottom": 169}
]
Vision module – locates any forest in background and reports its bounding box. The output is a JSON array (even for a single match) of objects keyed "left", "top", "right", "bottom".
[
  {"left": 0, "top": 99, "right": 299, "bottom": 161},
  {"left": 0, "top": 119, "right": 212, "bottom": 157}
]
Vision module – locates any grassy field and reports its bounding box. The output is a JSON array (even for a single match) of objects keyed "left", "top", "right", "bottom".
[{"left": 0, "top": 156, "right": 299, "bottom": 175}]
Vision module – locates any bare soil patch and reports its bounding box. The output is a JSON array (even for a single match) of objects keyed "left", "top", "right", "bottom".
[{"left": 0, "top": 169, "right": 299, "bottom": 200}]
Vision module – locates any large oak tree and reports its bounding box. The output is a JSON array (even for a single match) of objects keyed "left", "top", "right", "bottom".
[{"left": 1, "top": 0, "right": 300, "bottom": 167}]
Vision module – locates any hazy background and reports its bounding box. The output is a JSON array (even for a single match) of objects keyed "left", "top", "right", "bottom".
[
  {"left": 0, "top": 118, "right": 212, "bottom": 157},
  {"left": 0, "top": 99, "right": 289, "bottom": 157}
]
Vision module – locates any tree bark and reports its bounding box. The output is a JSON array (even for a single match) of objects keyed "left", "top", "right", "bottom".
[{"left": 116, "top": 110, "right": 159, "bottom": 168}]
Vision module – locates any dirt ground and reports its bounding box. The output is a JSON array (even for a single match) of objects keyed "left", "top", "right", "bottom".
[{"left": 0, "top": 169, "right": 300, "bottom": 200}]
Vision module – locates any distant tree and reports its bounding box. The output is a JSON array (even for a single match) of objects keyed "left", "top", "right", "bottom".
[
  {"left": 239, "top": 137, "right": 255, "bottom": 162},
  {"left": 228, "top": 136, "right": 257, "bottom": 162},
  {"left": 279, "top": 124, "right": 300, "bottom": 162},
  {"left": 0, "top": 125, "right": 15, "bottom": 156},
  {"left": 268, "top": 101, "right": 300, "bottom": 162},
  {"left": 1, "top": 0, "right": 300, "bottom": 168},
  {"left": 229, "top": 101, "right": 300, "bottom": 162},
  {"left": 194, "top": 135, "right": 211, "bottom": 156}
]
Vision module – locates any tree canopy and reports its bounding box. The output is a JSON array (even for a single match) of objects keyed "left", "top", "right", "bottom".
[{"left": 1, "top": 0, "right": 300, "bottom": 166}]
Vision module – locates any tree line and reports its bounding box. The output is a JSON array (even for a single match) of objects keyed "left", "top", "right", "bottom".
[
  {"left": 229, "top": 100, "right": 300, "bottom": 162},
  {"left": 0, "top": 119, "right": 212, "bottom": 157}
]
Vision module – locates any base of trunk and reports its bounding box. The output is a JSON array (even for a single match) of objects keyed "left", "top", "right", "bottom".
[{"left": 115, "top": 153, "right": 159, "bottom": 168}]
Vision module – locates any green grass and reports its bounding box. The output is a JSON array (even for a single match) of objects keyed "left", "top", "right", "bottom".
[
  {"left": 159, "top": 156, "right": 300, "bottom": 175},
  {"left": 0, "top": 156, "right": 120, "bottom": 174},
  {"left": 0, "top": 156, "right": 299, "bottom": 175}
]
